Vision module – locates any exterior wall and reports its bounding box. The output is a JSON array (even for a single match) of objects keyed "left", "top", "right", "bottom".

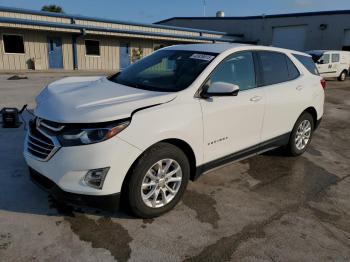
[
  {"left": 75, "top": 35, "right": 177, "bottom": 71},
  {"left": 0, "top": 27, "right": 181, "bottom": 71},
  {"left": 159, "top": 14, "right": 350, "bottom": 51},
  {"left": 0, "top": 28, "right": 73, "bottom": 70}
]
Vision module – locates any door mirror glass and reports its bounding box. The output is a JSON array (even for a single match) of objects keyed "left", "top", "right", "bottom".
[{"left": 206, "top": 82, "right": 240, "bottom": 96}]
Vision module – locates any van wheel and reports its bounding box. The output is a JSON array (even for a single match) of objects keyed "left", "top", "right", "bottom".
[
  {"left": 338, "top": 70, "right": 347, "bottom": 81},
  {"left": 287, "top": 112, "right": 314, "bottom": 156},
  {"left": 127, "top": 142, "right": 190, "bottom": 218}
]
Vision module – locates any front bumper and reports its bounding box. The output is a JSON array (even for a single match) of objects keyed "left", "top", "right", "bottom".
[
  {"left": 24, "top": 134, "right": 142, "bottom": 196},
  {"left": 29, "top": 167, "right": 120, "bottom": 210}
]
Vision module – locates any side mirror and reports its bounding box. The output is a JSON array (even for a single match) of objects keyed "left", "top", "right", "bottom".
[
  {"left": 204, "top": 82, "right": 240, "bottom": 97},
  {"left": 318, "top": 60, "right": 324, "bottom": 64}
]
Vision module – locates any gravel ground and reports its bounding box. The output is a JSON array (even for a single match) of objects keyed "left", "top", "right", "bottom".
[{"left": 0, "top": 72, "right": 349, "bottom": 262}]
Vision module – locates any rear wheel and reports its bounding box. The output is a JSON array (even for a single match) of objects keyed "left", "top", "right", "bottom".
[
  {"left": 338, "top": 70, "right": 347, "bottom": 81},
  {"left": 127, "top": 143, "right": 190, "bottom": 218},
  {"left": 287, "top": 112, "right": 314, "bottom": 156}
]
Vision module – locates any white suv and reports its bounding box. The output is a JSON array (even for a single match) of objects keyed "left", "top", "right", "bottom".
[{"left": 24, "top": 44, "right": 325, "bottom": 218}]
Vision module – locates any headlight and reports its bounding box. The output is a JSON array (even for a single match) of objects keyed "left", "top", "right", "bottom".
[{"left": 58, "top": 121, "right": 130, "bottom": 146}]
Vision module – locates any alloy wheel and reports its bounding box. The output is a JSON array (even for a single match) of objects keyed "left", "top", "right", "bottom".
[
  {"left": 295, "top": 119, "right": 312, "bottom": 150},
  {"left": 141, "top": 159, "right": 182, "bottom": 208}
]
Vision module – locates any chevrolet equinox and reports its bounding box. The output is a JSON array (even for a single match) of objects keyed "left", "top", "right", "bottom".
[{"left": 24, "top": 44, "right": 325, "bottom": 218}]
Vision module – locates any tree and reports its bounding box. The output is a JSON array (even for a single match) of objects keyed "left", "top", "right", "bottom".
[{"left": 41, "top": 5, "right": 64, "bottom": 13}]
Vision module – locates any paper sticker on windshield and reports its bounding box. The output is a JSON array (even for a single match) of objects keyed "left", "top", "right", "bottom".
[{"left": 190, "top": 54, "right": 215, "bottom": 61}]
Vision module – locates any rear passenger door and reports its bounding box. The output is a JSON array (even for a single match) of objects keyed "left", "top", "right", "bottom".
[{"left": 257, "top": 51, "right": 305, "bottom": 142}]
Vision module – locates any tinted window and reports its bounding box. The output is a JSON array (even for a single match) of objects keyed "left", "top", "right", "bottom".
[
  {"left": 293, "top": 54, "right": 319, "bottom": 75},
  {"left": 110, "top": 50, "right": 217, "bottom": 92},
  {"left": 3, "top": 34, "right": 25, "bottom": 54},
  {"left": 332, "top": 54, "right": 340, "bottom": 63},
  {"left": 208, "top": 52, "right": 256, "bottom": 91},
  {"left": 258, "top": 51, "right": 289, "bottom": 85},
  {"left": 85, "top": 40, "right": 100, "bottom": 56},
  {"left": 286, "top": 57, "right": 300, "bottom": 80}
]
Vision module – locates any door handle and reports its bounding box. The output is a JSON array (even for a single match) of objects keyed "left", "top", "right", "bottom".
[
  {"left": 250, "top": 96, "right": 262, "bottom": 102},
  {"left": 296, "top": 85, "right": 304, "bottom": 91}
]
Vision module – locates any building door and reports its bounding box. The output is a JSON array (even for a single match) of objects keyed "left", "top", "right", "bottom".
[
  {"left": 48, "top": 37, "right": 63, "bottom": 69},
  {"left": 342, "top": 30, "right": 350, "bottom": 51},
  {"left": 272, "top": 26, "right": 306, "bottom": 51},
  {"left": 120, "top": 42, "right": 131, "bottom": 69}
]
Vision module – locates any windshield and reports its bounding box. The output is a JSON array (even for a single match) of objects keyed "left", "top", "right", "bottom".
[{"left": 109, "top": 50, "right": 217, "bottom": 92}]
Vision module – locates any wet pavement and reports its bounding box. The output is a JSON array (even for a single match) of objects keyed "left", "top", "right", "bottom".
[{"left": 0, "top": 73, "right": 349, "bottom": 261}]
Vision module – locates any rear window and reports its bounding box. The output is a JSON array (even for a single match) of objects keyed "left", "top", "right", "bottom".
[
  {"left": 258, "top": 51, "right": 290, "bottom": 85},
  {"left": 293, "top": 54, "right": 319, "bottom": 75}
]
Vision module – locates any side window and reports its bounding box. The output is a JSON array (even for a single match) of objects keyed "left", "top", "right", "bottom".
[
  {"left": 331, "top": 54, "right": 340, "bottom": 63},
  {"left": 293, "top": 54, "right": 319, "bottom": 75},
  {"left": 208, "top": 52, "right": 256, "bottom": 91},
  {"left": 258, "top": 51, "right": 290, "bottom": 85},
  {"left": 321, "top": 54, "right": 330, "bottom": 64},
  {"left": 286, "top": 56, "right": 300, "bottom": 80}
]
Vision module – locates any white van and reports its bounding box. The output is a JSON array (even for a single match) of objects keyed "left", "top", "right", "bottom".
[{"left": 307, "top": 50, "right": 350, "bottom": 81}]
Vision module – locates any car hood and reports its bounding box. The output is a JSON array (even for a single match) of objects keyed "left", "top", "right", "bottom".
[{"left": 35, "top": 76, "right": 176, "bottom": 123}]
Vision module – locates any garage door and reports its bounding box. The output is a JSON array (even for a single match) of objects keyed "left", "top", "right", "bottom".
[
  {"left": 343, "top": 30, "right": 350, "bottom": 50},
  {"left": 272, "top": 26, "right": 307, "bottom": 51}
]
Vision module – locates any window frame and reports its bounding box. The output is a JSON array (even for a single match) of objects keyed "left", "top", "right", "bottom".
[
  {"left": 2, "top": 33, "right": 25, "bottom": 55},
  {"left": 198, "top": 50, "right": 259, "bottom": 96},
  {"left": 255, "top": 50, "right": 300, "bottom": 87},
  {"left": 84, "top": 39, "right": 100, "bottom": 57}
]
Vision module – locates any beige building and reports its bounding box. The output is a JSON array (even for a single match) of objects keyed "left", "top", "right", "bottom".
[{"left": 0, "top": 6, "right": 234, "bottom": 71}]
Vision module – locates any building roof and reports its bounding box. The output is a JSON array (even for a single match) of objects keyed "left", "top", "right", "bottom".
[
  {"left": 0, "top": 6, "right": 227, "bottom": 35},
  {"left": 156, "top": 9, "right": 350, "bottom": 24}
]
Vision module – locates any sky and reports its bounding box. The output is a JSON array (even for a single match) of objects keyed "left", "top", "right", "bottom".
[{"left": 0, "top": 0, "right": 349, "bottom": 23}]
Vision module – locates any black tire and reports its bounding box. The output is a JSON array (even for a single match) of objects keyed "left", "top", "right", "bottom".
[
  {"left": 287, "top": 112, "right": 314, "bottom": 156},
  {"left": 127, "top": 142, "right": 190, "bottom": 218},
  {"left": 338, "top": 70, "right": 347, "bottom": 81}
]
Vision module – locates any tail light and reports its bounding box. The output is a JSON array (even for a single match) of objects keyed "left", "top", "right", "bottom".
[{"left": 320, "top": 79, "right": 326, "bottom": 89}]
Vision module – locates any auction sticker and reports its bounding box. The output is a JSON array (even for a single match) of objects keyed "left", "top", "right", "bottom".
[{"left": 190, "top": 54, "right": 215, "bottom": 61}]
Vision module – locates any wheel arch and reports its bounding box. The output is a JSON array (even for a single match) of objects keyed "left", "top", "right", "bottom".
[
  {"left": 120, "top": 138, "right": 197, "bottom": 208},
  {"left": 303, "top": 107, "right": 318, "bottom": 128}
]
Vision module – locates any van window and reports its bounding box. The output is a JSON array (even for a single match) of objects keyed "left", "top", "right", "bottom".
[
  {"left": 293, "top": 54, "right": 319, "bottom": 75},
  {"left": 258, "top": 51, "right": 290, "bottom": 85},
  {"left": 332, "top": 54, "right": 340, "bottom": 63},
  {"left": 208, "top": 52, "right": 256, "bottom": 91},
  {"left": 321, "top": 54, "right": 330, "bottom": 64}
]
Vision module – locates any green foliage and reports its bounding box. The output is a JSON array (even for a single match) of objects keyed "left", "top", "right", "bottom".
[{"left": 41, "top": 5, "right": 64, "bottom": 13}]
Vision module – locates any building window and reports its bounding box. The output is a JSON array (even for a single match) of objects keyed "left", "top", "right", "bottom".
[
  {"left": 3, "top": 34, "right": 25, "bottom": 54},
  {"left": 85, "top": 40, "right": 100, "bottom": 56}
]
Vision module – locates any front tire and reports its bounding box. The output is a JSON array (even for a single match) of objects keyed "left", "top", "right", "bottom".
[
  {"left": 338, "top": 70, "right": 347, "bottom": 81},
  {"left": 127, "top": 142, "right": 190, "bottom": 218},
  {"left": 287, "top": 112, "right": 314, "bottom": 156}
]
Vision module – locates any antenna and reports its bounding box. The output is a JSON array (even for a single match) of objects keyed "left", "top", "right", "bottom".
[{"left": 203, "top": 0, "right": 206, "bottom": 16}]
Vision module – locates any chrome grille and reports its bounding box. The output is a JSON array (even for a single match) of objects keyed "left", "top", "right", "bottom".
[{"left": 25, "top": 117, "right": 63, "bottom": 161}]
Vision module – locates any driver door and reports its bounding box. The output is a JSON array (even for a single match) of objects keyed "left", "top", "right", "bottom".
[{"left": 200, "top": 51, "right": 265, "bottom": 163}]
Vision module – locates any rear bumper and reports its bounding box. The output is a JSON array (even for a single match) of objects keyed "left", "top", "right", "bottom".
[{"left": 29, "top": 167, "right": 120, "bottom": 210}]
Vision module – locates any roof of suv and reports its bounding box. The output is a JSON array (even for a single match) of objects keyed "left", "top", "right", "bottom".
[{"left": 165, "top": 43, "right": 310, "bottom": 56}]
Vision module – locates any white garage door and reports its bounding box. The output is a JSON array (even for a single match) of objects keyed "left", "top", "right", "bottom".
[{"left": 272, "top": 26, "right": 307, "bottom": 51}]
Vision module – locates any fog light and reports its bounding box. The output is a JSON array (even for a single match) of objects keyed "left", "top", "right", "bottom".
[{"left": 84, "top": 167, "right": 109, "bottom": 189}]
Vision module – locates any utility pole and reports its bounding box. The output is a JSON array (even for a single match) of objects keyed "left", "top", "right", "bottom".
[{"left": 203, "top": 0, "right": 206, "bottom": 16}]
